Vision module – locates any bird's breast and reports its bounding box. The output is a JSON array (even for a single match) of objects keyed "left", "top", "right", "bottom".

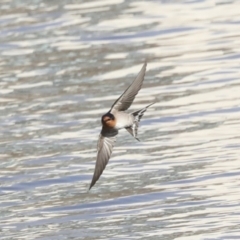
[{"left": 115, "top": 112, "right": 134, "bottom": 129}]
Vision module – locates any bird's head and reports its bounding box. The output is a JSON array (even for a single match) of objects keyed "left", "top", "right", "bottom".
[{"left": 101, "top": 112, "right": 116, "bottom": 128}]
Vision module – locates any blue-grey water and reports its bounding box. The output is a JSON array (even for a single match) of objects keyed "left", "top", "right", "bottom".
[{"left": 1, "top": 0, "right": 240, "bottom": 239}]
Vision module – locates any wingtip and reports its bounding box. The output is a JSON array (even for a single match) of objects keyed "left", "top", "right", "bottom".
[
  {"left": 143, "top": 61, "right": 147, "bottom": 68},
  {"left": 89, "top": 180, "right": 95, "bottom": 190}
]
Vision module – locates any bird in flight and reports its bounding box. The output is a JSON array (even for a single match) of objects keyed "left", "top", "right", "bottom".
[{"left": 89, "top": 62, "right": 154, "bottom": 189}]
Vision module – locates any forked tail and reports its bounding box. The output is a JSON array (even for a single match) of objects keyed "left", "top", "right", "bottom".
[{"left": 125, "top": 102, "right": 155, "bottom": 141}]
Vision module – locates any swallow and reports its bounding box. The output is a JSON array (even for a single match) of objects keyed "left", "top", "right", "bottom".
[{"left": 89, "top": 62, "right": 155, "bottom": 189}]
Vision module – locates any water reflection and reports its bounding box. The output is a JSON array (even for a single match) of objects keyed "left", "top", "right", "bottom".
[{"left": 1, "top": 0, "right": 240, "bottom": 239}]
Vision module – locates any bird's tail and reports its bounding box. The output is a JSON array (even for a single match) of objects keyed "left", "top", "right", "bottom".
[{"left": 125, "top": 102, "right": 155, "bottom": 141}]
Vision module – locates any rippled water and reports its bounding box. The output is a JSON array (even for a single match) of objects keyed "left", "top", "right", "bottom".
[{"left": 1, "top": 0, "right": 240, "bottom": 239}]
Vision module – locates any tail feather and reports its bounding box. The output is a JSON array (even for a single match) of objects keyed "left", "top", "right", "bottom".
[
  {"left": 125, "top": 102, "right": 155, "bottom": 141},
  {"left": 125, "top": 127, "right": 140, "bottom": 141}
]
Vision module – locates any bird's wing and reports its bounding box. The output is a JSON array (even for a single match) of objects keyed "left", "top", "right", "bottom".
[
  {"left": 89, "top": 129, "right": 118, "bottom": 189},
  {"left": 110, "top": 62, "right": 147, "bottom": 112}
]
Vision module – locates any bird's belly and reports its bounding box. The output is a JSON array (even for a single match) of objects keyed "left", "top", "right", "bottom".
[{"left": 115, "top": 113, "right": 133, "bottom": 129}]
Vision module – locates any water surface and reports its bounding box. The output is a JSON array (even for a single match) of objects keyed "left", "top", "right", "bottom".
[{"left": 1, "top": 0, "right": 240, "bottom": 239}]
